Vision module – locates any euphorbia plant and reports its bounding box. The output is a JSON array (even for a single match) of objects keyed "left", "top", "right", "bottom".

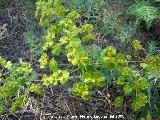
[
  {"left": 36, "top": 0, "right": 103, "bottom": 100},
  {"left": 0, "top": 56, "right": 37, "bottom": 113},
  {"left": 35, "top": 0, "right": 159, "bottom": 119}
]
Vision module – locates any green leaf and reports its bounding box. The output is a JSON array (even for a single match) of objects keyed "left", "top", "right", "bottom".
[
  {"left": 131, "top": 93, "right": 148, "bottom": 111},
  {"left": 51, "top": 43, "right": 62, "bottom": 56},
  {"left": 133, "top": 78, "right": 149, "bottom": 90},
  {"left": 140, "top": 63, "right": 148, "bottom": 69},
  {"left": 121, "top": 67, "right": 131, "bottom": 76},
  {"left": 123, "top": 84, "right": 133, "bottom": 95},
  {"left": 146, "top": 112, "right": 152, "bottom": 120},
  {"left": 131, "top": 40, "right": 143, "bottom": 52},
  {"left": 72, "top": 82, "right": 83, "bottom": 96},
  {"left": 10, "top": 98, "right": 24, "bottom": 112},
  {"left": 59, "top": 70, "right": 70, "bottom": 84},
  {"left": 30, "top": 84, "right": 44, "bottom": 94},
  {"left": 80, "top": 84, "right": 91, "bottom": 100},
  {"left": 39, "top": 53, "right": 48, "bottom": 69},
  {"left": 54, "top": 0, "right": 64, "bottom": 16},
  {"left": 105, "top": 46, "right": 116, "bottom": 56},
  {"left": 59, "top": 36, "right": 69, "bottom": 44},
  {"left": 49, "top": 58, "right": 58, "bottom": 72},
  {"left": 81, "top": 91, "right": 91, "bottom": 100},
  {"left": 82, "top": 34, "right": 95, "bottom": 42},
  {"left": 0, "top": 106, "right": 3, "bottom": 115},
  {"left": 114, "top": 96, "right": 124, "bottom": 108},
  {"left": 5, "top": 61, "right": 12, "bottom": 69},
  {"left": 72, "top": 82, "right": 91, "bottom": 100},
  {"left": 82, "top": 72, "right": 95, "bottom": 86},
  {"left": 43, "top": 33, "right": 55, "bottom": 50},
  {"left": 116, "top": 76, "right": 126, "bottom": 86},
  {"left": 94, "top": 72, "right": 105, "bottom": 87},
  {"left": 139, "top": 79, "right": 149, "bottom": 90},
  {"left": 0, "top": 56, "right": 7, "bottom": 67},
  {"left": 115, "top": 53, "right": 125, "bottom": 65},
  {"left": 101, "top": 56, "right": 115, "bottom": 70},
  {"left": 66, "top": 10, "right": 80, "bottom": 20},
  {"left": 49, "top": 72, "right": 59, "bottom": 85},
  {"left": 82, "top": 24, "right": 94, "bottom": 32},
  {"left": 67, "top": 52, "right": 78, "bottom": 66},
  {"left": 42, "top": 74, "right": 50, "bottom": 86}
]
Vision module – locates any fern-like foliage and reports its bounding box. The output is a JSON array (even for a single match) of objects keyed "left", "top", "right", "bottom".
[
  {"left": 147, "top": 41, "right": 158, "bottom": 55},
  {"left": 128, "top": 1, "right": 159, "bottom": 28}
]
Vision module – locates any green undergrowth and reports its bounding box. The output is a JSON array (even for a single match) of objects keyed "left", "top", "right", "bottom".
[{"left": 71, "top": 0, "right": 160, "bottom": 43}]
